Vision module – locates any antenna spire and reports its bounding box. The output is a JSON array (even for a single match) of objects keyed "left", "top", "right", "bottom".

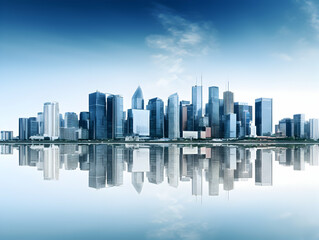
[{"left": 228, "top": 81, "right": 230, "bottom": 91}]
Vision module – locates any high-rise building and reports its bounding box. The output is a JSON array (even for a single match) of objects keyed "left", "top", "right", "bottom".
[
  {"left": 64, "top": 112, "right": 79, "bottom": 128},
  {"left": 19, "top": 118, "right": 28, "bottom": 140},
  {"left": 255, "top": 98, "right": 273, "bottom": 136},
  {"left": 43, "top": 102, "right": 60, "bottom": 140},
  {"left": 278, "top": 118, "right": 294, "bottom": 137},
  {"left": 179, "top": 100, "right": 190, "bottom": 135},
  {"left": 234, "top": 102, "right": 252, "bottom": 137},
  {"left": 107, "top": 95, "right": 124, "bottom": 139},
  {"left": 224, "top": 113, "right": 237, "bottom": 138},
  {"left": 192, "top": 85, "right": 203, "bottom": 130},
  {"left": 147, "top": 97, "right": 164, "bottom": 138},
  {"left": 309, "top": 119, "right": 319, "bottom": 140},
  {"left": 223, "top": 91, "right": 234, "bottom": 115},
  {"left": 132, "top": 86, "right": 144, "bottom": 110},
  {"left": 168, "top": 93, "right": 180, "bottom": 139},
  {"left": 127, "top": 109, "right": 150, "bottom": 137},
  {"left": 0, "top": 131, "right": 13, "bottom": 141},
  {"left": 207, "top": 86, "right": 220, "bottom": 138},
  {"left": 89, "top": 91, "right": 107, "bottom": 140},
  {"left": 79, "top": 112, "right": 90, "bottom": 130},
  {"left": 37, "top": 112, "right": 44, "bottom": 136},
  {"left": 293, "top": 114, "right": 305, "bottom": 138},
  {"left": 28, "top": 117, "right": 38, "bottom": 138}
]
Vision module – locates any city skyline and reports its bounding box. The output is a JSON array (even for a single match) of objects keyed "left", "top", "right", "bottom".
[{"left": 1, "top": 0, "right": 319, "bottom": 133}]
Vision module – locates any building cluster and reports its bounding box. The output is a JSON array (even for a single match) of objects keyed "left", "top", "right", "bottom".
[
  {"left": 4, "top": 144, "right": 317, "bottom": 194},
  {"left": 14, "top": 85, "right": 276, "bottom": 141},
  {"left": 275, "top": 114, "right": 319, "bottom": 140}
]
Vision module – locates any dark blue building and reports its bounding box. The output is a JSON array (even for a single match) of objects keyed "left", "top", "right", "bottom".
[
  {"left": 79, "top": 112, "right": 90, "bottom": 129},
  {"left": 255, "top": 98, "right": 273, "bottom": 136},
  {"left": 147, "top": 97, "right": 164, "bottom": 138},
  {"left": 89, "top": 91, "right": 107, "bottom": 140}
]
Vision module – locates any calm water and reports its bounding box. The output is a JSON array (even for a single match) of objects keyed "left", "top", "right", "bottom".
[{"left": 0, "top": 144, "right": 318, "bottom": 240}]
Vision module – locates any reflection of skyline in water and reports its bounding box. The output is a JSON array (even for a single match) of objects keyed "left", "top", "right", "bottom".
[{"left": 3, "top": 144, "right": 319, "bottom": 196}]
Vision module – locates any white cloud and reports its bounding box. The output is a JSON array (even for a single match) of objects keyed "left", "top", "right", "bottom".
[
  {"left": 303, "top": 0, "right": 319, "bottom": 37},
  {"left": 272, "top": 53, "right": 293, "bottom": 62},
  {"left": 146, "top": 6, "right": 216, "bottom": 87}
]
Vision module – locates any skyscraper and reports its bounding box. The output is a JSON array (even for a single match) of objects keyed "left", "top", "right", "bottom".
[
  {"left": 147, "top": 97, "right": 164, "bottom": 138},
  {"left": 132, "top": 86, "right": 144, "bottom": 110},
  {"left": 79, "top": 112, "right": 90, "bottom": 129},
  {"left": 179, "top": 100, "right": 190, "bottom": 135},
  {"left": 127, "top": 109, "right": 150, "bottom": 137},
  {"left": 192, "top": 85, "right": 203, "bottom": 130},
  {"left": 223, "top": 90, "right": 234, "bottom": 115},
  {"left": 208, "top": 86, "right": 220, "bottom": 138},
  {"left": 224, "top": 113, "right": 237, "bottom": 138},
  {"left": 28, "top": 117, "right": 38, "bottom": 138},
  {"left": 255, "top": 98, "right": 273, "bottom": 136},
  {"left": 19, "top": 118, "right": 28, "bottom": 140},
  {"left": 43, "top": 102, "right": 60, "bottom": 140},
  {"left": 293, "top": 114, "right": 305, "bottom": 138},
  {"left": 64, "top": 112, "right": 79, "bottom": 128},
  {"left": 89, "top": 91, "right": 107, "bottom": 140},
  {"left": 234, "top": 102, "right": 252, "bottom": 137},
  {"left": 168, "top": 93, "right": 180, "bottom": 139},
  {"left": 37, "top": 112, "right": 44, "bottom": 136},
  {"left": 107, "top": 94, "right": 124, "bottom": 139},
  {"left": 309, "top": 119, "right": 319, "bottom": 140}
]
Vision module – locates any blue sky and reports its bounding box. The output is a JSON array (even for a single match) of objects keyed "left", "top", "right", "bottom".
[{"left": 1, "top": 0, "right": 319, "bottom": 134}]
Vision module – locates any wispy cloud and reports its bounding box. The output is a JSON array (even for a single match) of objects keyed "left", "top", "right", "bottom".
[
  {"left": 146, "top": 5, "right": 217, "bottom": 87},
  {"left": 303, "top": 0, "right": 319, "bottom": 38},
  {"left": 272, "top": 52, "right": 293, "bottom": 62}
]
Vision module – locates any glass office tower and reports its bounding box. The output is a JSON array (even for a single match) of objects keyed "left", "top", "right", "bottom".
[
  {"left": 224, "top": 113, "right": 237, "bottom": 138},
  {"left": 168, "top": 93, "right": 180, "bottom": 139},
  {"left": 192, "top": 85, "right": 203, "bottom": 130},
  {"left": 147, "top": 97, "right": 164, "bottom": 138},
  {"left": 127, "top": 109, "right": 150, "bottom": 137},
  {"left": 37, "top": 112, "right": 44, "bottom": 136},
  {"left": 107, "top": 95, "right": 124, "bottom": 139},
  {"left": 89, "top": 91, "right": 107, "bottom": 140},
  {"left": 234, "top": 102, "right": 252, "bottom": 137},
  {"left": 132, "top": 86, "right": 144, "bottom": 110},
  {"left": 179, "top": 100, "right": 190, "bottom": 136},
  {"left": 208, "top": 86, "right": 220, "bottom": 138},
  {"left": 19, "top": 118, "right": 28, "bottom": 140},
  {"left": 255, "top": 98, "right": 273, "bottom": 136},
  {"left": 43, "top": 102, "right": 60, "bottom": 140},
  {"left": 28, "top": 117, "right": 38, "bottom": 138},
  {"left": 293, "top": 114, "right": 305, "bottom": 138},
  {"left": 223, "top": 91, "right": 234, "bottom": 115},
  {"left": 64, "top": 112, "right": 79, "bottom": 128},
  {"left": 79, "top": 112, "right": 90, "bottom": 129}
]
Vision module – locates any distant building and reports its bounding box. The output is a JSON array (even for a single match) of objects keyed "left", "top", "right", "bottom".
[
  {"left": 60, "top": 127, "right": 77, "bottom": 141},
  {"left": 234, "top": 102, "right": 252, "bottom": 137},
  {"left": 293, "top": 114, "right": 305, "bottom": 138},
  {"left": 107, "top": 95, "right": 124, "bottom": 139},
  {"left": 168, "top": 93, "right": 180, "bottom": 139},
  {"left": 309, "top": 119, "right": 319, "bottom": 140},
  {"left": 132, "top": 86, "right": 144, "bottom": 110},
  {"left": 64, "top": 112, "right": 79, "bottom": 128},
  {"left": 19, "top": 118, "right": 28, "bottom": 140},
  {"left": 37, "top": 112, "right": 44, "bottom": 136},
  {"left": 127, "top": 109, "right": 150, "bottom": 137},
  {"left": 79, "top": 112, "right": 90, "bottom": 130},
  {"left": 278, "top": 118, "right": 294, "bottom": 137},
  {"left": 255, "top": 98, "right": 273, "bottom": 136},
  {"left": 89, "top": 91, "right": 107, "bottom": 140},
  {"left": 223, "top": 91, "right": 234, "bottom": 115},
  {"left": 147, "top": 97, "right": 164, "bottom": 138},
  {"left": 179, "top": 100, "right": 190, "bottom": 136},
  {"left": 207, "top": 86, "right": 220, "bottom": 138},
  {"left": 192, "top": 85, "right": 203, "bottom": 130},
  {"left": 224, "top": 113, "right": 236, "bottom": 138},
  {"left": 0, "top": 131, "right": 13, "bottom": 141},
  {"left": 28, "top": 117, "right": 38, "bottom": 138},
  {"left": 43, "top": 102, "right": 60, "bottom": 140}
]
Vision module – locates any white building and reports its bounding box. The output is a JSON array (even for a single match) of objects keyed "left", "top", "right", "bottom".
[
  {"left": 309, "top": 118, "right": 319, "bottom": 140},
  {"left": 43, "top": 102, "right": 60, "bottom": 140}
]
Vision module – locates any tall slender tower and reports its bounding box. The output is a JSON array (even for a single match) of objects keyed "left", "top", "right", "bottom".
[
  {"left": 168, "top": 93, "right": 180, "bottom": 139},
  {"left": 192, "top": 85, "right": 203, "bottom": 130},
  {"left": 132, "top": 86, "right": 144, "bottom": 110},
  {"left": 43, "top": 102, "right": 60, "bottom": 140}
]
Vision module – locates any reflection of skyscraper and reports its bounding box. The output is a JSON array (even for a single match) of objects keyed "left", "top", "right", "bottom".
[
  {"left": 107, "top": 145, "right": 124, "bottom": 187},
  {"left": 147, "top": 146, "right": 164, "bottom": 184},
  {"left": 89, "top": 91, "right": 107, "bottom": 140},
  {"left": 192, "top": 165, "right": 202, "bottom": 196},
  {"left": 43, "top": 145, "right": 60, "bottom": 180},
  {"left": 309, "top": 145, "right": 319, "bottom": 166},
  {"left": 89, "top": 145, "right": 107, "bottom": 189},
  {"left": 132, "top": 172, "right": 144, "bottom": 194},
  {"left": 294, "top": 148, "right": 305, "bottom": 170},
  {"left": 255, "top": 149, "right": 273, "bottom": 186},
  {"left": 223, "top": 169, "right": 234, "bottom": 191},
  {"left": 208, "top": 159, "right": 220, "bottom": 196},
  {"left": 168, "top": 146, "right": 179, "bottom": 188}
]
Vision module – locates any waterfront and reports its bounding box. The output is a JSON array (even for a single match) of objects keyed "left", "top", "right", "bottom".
[{"left": 0, "top": 144, "right": 318, "bottom": 239}]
